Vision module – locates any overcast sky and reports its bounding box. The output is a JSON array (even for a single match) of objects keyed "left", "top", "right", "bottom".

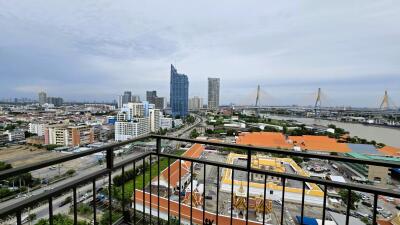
[{"left": 0, "top": 0, "right": 399, "bottom": 107}]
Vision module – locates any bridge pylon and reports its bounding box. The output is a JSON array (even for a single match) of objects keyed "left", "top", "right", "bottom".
[
  {"left": 255, "top": 85, "right": 260, "bottom": 117},
  {"left": 314, "top": 88, "right": 322, "bottom": 118}
]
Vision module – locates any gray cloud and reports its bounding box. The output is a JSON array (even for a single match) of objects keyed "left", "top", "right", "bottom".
[{"left": 0, "top": 0, "right": 399, "bottom": 107}]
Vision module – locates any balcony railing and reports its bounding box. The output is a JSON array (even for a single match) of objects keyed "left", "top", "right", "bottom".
[{"left": 0, "top": 134, "right": 399, "bottom": 225}]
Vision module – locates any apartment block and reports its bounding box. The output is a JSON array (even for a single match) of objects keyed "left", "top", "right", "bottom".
[
  {"left": 45, "top": 124, "right": 94, "bottom": 147},
  {"left": 115, "top": 118, "right": 150, "bottom": 141},
  {"left": 29, "top": 123, "right": 46, "bottom": 136}
]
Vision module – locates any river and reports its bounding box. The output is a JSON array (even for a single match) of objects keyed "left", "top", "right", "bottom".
[{"left": 267, "top": 115, "right": 400, "bottom": 147}]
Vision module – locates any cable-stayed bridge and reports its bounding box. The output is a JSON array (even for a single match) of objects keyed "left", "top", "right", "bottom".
[{"left": 233, "top": 87, "right": 400, "bottom": 117}]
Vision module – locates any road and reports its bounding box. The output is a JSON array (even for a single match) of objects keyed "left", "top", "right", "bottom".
[{"left": 162, "top": 114, "right": 204, "bottom": 152}]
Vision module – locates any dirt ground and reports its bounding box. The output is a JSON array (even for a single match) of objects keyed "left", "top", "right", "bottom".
[{"left": 0, "top": 144, "right": 63, "bottom": 167}]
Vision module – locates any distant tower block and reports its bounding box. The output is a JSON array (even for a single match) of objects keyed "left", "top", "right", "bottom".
[
  {"left": 314, "top": 88, "right": 322, "bottom": 118},
  {"left": 380, "top": 90, "right": 389, "bottom": 110}
]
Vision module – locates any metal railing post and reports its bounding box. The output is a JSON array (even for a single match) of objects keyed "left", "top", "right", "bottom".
[
  {"left": 106, "top": 148, "right": 114, "bottom": 169},
  {"left": 156, "top": 137, "right": 161, "bottom": 154},
  {"left": 106, "top": 147, "right": 113, "bottom": 225}
]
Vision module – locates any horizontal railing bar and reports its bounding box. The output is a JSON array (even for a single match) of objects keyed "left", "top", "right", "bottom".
[
  {"left": 0, "top": 135, "right": 151, "bottom": 180},
  {"left": 151, "top": 135, "right": 400, "bottom": 168},
  {"left": 3, "top": 134, "right": 399, "bottom": 181},
  {"left": 0, "top": 152, "right": 151, "bottom": 217},
  {"left": 0, "top": 168, "right": 108, "bottom": 217},
  {"left": 155, "top": 152, "right": 400, "bottom": 198},
  {"left": 112, "top": 152, "right": 150, "bottom": 170}
]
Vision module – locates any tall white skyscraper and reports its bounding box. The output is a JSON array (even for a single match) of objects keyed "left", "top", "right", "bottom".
[{"left": 208, "top": 78, "right": 220, "bottom": 109}]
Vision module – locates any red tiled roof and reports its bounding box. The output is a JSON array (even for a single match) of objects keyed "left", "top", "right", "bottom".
[
  {"left": 135, "top": 190, "right": 261, "bottom": 225},
  {"left": 158, "top": 144, "right": 205, "bottom": 187}
]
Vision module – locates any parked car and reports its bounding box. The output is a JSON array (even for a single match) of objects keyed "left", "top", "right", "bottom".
[
  {"left": 380, "top": 211, "right": 392, "bottom": 218},
  {"left": 354, "top": 211, "right": 368, "bottom": 218},
  {"left": 386, "top": 197, "right": 395, "bottom": 202},
  {"left": 362, "top": 201, "right": 372, "bottom": 207}
]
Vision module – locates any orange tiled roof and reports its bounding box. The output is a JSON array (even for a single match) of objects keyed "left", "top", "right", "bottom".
[
  {"left": 158, "top": 144, "right": 205, "bottom": 187},
  {"left": 377, "top": 220, "right": 393, "bottom": 225},
  {"left": 236, "top": 132, "right": 352, "bottom": 153},
  {"left": 289, "top": 135, "right": 351, "bottom": 153},
  {"left": 378, "top": 146, "right": 400, "bottom": 157},
  {"left": 236, "top": 132, "right": 292, "bottom": 149}
]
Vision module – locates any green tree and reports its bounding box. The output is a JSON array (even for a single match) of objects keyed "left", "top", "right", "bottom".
[
  {"left": 0, "top": 188, "right": 12, "bottom": 199},
  {"left": 100, "top": 212, "right": 122, "bottom": 225},
  {"left": 190, "top": 129, "right": 200, "bottom": 139},
  {"left": 35, "top": 214, "right": 89, "bottom": 225},
  {"left": 65, "top": 169, "right": 76, "bottom": 176},
  {"left": 248, "top": 127, "right": 261, "bottom": 132},
  {"left": 339, "top": 189, "right": 361, "bottom": 210},
  {"left": 282, "top": 125, "right": 288, "bottom": 134},
  {"left": 0, "top": 162, "right": 12, "bottom": 171},
  {"left": 226, "top": 129, "right": 235, "bottom": 136},
  {"left": 4, "top": 124, "right": 16, "bottom": 131},
  {"left": 28, "top": 213, "right": 36, "bottom": 225},
  {"left": 75, "top": 203, "right": 93, "bottom": 216}
]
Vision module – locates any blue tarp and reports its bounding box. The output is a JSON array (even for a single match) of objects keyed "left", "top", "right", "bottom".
[
  {"left": 296, "top": 216, "right": 318, "bottom": 225},
  {"left": 347, "top": 143, "right": 381, "bottom": 155},
  {"left": 391, "top": 168, "right": 400, "bottom": 175}
]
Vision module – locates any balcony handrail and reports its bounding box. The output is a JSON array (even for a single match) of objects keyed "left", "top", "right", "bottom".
[
  {"left": 0, "top": 151, "right": 151, "bottom": 217},
  {"left": 151, "top": 134, "right": 400, "bottom": 168},
  {"left": 156, "top": 152, "right": 400, "bottom": 198},
  {"left": 2, "top": 134, "right": 399, "bottom": 181},
  {"left": 0, "top": 134, "right": 151, "bottom": 180}
]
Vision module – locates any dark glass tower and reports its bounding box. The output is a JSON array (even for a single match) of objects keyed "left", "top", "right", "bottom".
[{"left": 170, "top": 64, "right": 189, "bottom": 117}]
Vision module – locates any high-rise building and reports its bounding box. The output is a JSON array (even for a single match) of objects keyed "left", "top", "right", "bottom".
[
  {"left": 208, "top": 77, "right": 220, "bottom": 110},
  {"left": 122, "top": 91, "right": 132, "bottom": 104},
  {"left": 154, "top": 97, "right": 165, "bottom": 109},
  {"left": 170, "top": 64, "right": 189, "bottom": 117},
  {"left": 114, "top": 102, "right": 157, "bottom": 141},
  {"left": 47, "top": 97, "right": 63, "bottom": 106},
  {"left": 131, "top": 95, "right": 141, "bottom": 103},
  {"left": 149, "top": 108, "right": 160, "bottom": 132},
  {"left": 146, "top": 91, "right": 157, "bottom": 102},
  {"left": 38, "top": 92, "right": 47, "bottom": 105},
  {"left": 114, "top": 118, "right": 150, "bottom": 141},
  {"left": 146, "top": 90, "right": 165, "bottom": 109},
  {"left": 189, "top": 96, "right": 203, "bottom": 111},
  {"left": 117, "top": 95, "right": 123, "bottom": 108}
]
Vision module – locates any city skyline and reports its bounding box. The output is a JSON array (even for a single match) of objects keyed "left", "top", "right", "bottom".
[{"left": 0, "top": 1, "right": 399, "bottom": 107}]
